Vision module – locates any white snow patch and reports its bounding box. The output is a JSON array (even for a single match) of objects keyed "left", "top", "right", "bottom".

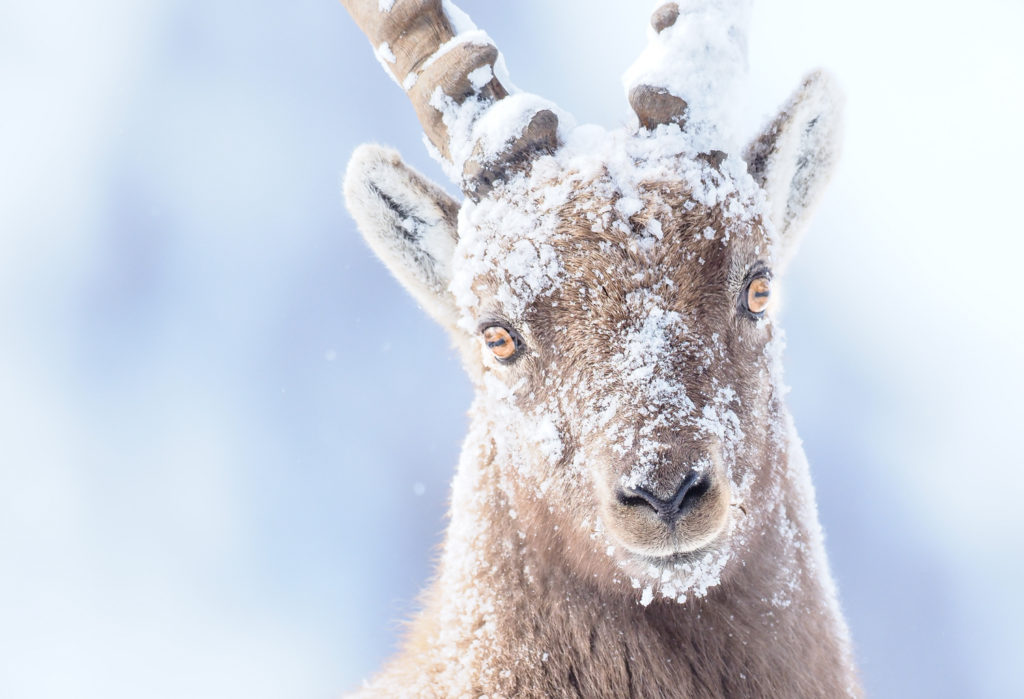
[
  {"left": 372, "top": 42, "right": 402, "bottom": 87},
  {"left": 376, "top": 41, "right": 396, "bottom": 64},
  {"left": 441, "top": 0, "right": 477, "bottom": 35},
  {"left": 467, "top": 64, "right": 493, "bottom": 90},
  {"left": 622, "top": 0, "right": 752, "bottom": 151}
]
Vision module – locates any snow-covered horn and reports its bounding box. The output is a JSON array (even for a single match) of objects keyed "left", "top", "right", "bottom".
[
  {"left": 341, "top": 0, "right": 562, "bottom": 199},
  {"left": 623, "top": 0, "right": 751, "bottom": 150}
]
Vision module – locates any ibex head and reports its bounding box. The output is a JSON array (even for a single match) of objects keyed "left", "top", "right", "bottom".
[{"left": 343, "top": 0, "right": 842, "bottom": 603}]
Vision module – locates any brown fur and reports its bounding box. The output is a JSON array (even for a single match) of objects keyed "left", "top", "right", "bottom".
[
  {"left": 348, "top": 172, "right": 861, "bottom": 697},
  {"left": 372, "top": 457, "right": 852, "bottom": 698},
  {"left": 340, "top": 2, "right": 857, "bottom": 696}
]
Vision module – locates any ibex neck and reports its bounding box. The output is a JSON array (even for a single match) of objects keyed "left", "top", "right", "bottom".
[{"left": 363, "top": 413, "right": 858, "bottom": 698}]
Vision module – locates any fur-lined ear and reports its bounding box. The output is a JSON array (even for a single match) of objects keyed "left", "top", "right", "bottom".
[
  {"left": 744, "top": 71, "right": 843, "bottom": 268},
  {"left": 344, "top": 144, "right": 461, "bottom": 328}
]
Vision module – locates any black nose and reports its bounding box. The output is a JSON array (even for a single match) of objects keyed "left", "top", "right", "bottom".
[{"left": 617, "top": 471, "right": 711, "bottom": 524}]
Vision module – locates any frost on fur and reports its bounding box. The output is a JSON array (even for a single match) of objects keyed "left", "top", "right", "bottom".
[
  {"left": 623, "top": 0, "right": 753, "bottom": 151},
  {"left": 338, "top": 1, "right": 859, "bottom": 697}
]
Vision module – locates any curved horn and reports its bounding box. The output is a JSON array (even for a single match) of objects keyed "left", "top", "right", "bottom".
[
  {"left": 623, "top": 1, "right": 751, "bottom": 148},
  {"left": 341, "top": 0, "right": 561, "bottom": 199}
]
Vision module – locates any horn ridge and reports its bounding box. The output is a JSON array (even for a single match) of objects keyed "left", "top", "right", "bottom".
[{"left": 341, "top": 0, "right": 561, "bottom": 197}]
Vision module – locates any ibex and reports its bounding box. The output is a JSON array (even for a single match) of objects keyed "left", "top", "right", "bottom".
[{"left": 340, "top": 0, "right": 860, "bottom": 696}]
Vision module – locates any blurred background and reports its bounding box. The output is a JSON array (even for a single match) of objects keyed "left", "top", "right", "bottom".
[{"left": 1, "top": 0, "right": 1022, "bottom": 696}]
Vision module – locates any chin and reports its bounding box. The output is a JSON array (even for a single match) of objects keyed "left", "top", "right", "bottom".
[{"left": 601, "top": 513, "right": 737, "bottom": 604}]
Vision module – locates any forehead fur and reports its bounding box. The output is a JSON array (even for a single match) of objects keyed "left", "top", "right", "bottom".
[{"left": 449, "top": 125, "right": 774, "bottom": 332}]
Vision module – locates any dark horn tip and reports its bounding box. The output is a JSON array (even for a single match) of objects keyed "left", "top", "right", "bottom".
[
  {"left": 651, "top": 3, "right": 681, "bottom": 33},
  {"left": 629, "top": 85, "right": 688, "bottom": 130}
]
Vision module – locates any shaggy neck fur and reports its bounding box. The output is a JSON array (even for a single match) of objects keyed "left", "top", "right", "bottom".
[{"left": 355, "top": 404, "right": 859, "bottom": 698}]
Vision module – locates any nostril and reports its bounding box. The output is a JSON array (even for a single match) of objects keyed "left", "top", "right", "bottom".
[
  {"left": 617, "top": 471, "right": 712, "bottom": 522},
  {"left": 616, "top": 489, "right": 660, "bottom": 512},
  {"left": 673, "top": 472, "right": 711, "bottom": 516}
]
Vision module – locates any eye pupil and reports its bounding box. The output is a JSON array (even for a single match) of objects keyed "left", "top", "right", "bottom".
[
  {"left": 482, "top": 326, "right": 518, "bottom": 360},
  {"left": 746, "top": 277, "right": 771, "bottom": 314}
]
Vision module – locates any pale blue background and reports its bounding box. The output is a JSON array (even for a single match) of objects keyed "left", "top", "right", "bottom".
[{"left": 1, "top": 1, "right": 1022, "bottom": 697}]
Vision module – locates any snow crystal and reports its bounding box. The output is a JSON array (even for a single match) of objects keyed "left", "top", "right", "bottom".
[
  {"left": 376, "top": 41, "right": 395, "bottom": 64},
  {"left": 467, "top": 64, "right": 493, "bottom": 90},
  {"left": 372, "top": 42, "right": 402, "bottom": 87},
  {"left": 441, "top": 0, "right": 477, "bottom": 35}
]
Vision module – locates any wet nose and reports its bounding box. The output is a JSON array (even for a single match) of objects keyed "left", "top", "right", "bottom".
[{"left": 617, "top": 471, "right": 711, "bottom": 524}]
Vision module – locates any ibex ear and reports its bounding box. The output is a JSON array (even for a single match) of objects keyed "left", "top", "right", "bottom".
[
  {"left": 744, "top": 71, "right": 843, "bottom": 268},
  {"left": 344, "top": 144, "right": 460, "bottom": 328}
]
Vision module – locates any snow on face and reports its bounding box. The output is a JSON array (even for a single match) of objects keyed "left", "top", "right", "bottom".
[{"left": 449, "top": 123, "right": 791, "bottom": 601}]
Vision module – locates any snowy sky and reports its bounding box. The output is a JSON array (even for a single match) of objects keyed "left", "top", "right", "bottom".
[{"left": 1, "top": 1, "right": 1022, "bottom": 697}]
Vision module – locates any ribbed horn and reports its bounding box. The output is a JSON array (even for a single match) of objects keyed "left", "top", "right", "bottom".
[{"left": 341, "top": 0, "right": 561, "bottom": 199}]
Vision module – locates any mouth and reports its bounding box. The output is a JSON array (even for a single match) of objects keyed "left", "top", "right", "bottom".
[
  {"left": 613, "top": 521, "right": 730, "bottom": 574},
  {"left": 633, "top": 541, "right": 717, "bottom": 566}
]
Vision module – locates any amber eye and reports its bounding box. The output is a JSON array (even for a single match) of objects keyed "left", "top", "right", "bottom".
[
  {"left": 482, "top": 326, "right": 518, "bottom": 361},
  {"left": 746, "top": 277, "right": 771, "bottom": 315}
]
